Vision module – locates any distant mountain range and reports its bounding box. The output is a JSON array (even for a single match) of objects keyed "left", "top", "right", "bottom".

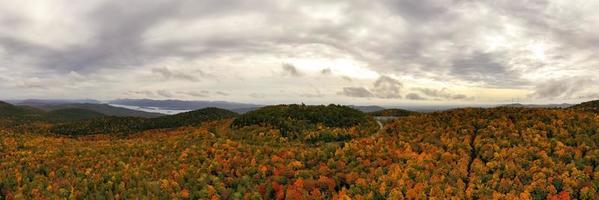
[
  {"left": 108, "top": 99, "right": 389, "bottom": 114},
  {"left": 570, "top": 100, "right": 599, "bottom": 109},
  {"left": 1, "top": 98, "right": 597, "bottom": 134},
  {"left": 0, "top": 101, "right": 104, "bottom": 124},
  {"left": 9, "top": 99, "right": 102, "bottom": 106},
  {"left": 34, "top": 103, "right": 164, "bottom": 118},
  {"left": 368, "top": 108, "right": 416, "bottom": 117},
  {"left": 0, "top": 101, "right": 46, "bottom": 120},
  {"left": 5, "top": 98, "right": 594, "bottom": 116},
  {"left": 498, "top": 103, "right": 573, "bottom": 108},
  {"left": 348, "top": 105, "right": 386, "bottom": 113},
  {"left": 109, "top": 99, "right": 260, "bottom": 111},
  {"left": 230, "top": 105, "right": 385, "bottom": 114},
  {"left": 50, "top": 107, "right": 238, "bottom": 136},
  {"left": 570, "top": 100, "right": 599, "bottom": 113},
  {"left": 12, "top": 99, "right": 164, "bottom": 118}
]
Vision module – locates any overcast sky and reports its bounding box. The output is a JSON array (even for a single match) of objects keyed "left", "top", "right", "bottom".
[{"left": 0, "top": 0, "right": 598, "bottom": 105}]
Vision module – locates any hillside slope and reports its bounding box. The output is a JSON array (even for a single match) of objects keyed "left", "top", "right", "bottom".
[
  {"left": 32, "top": 103, "right": 164, "bottom": 118},
  {"left": 109, "top": 99, "right": 260, "bottom": 111},
  {"left": 571, "top": 100, "right": 599, "bottom": 113},
  {"left": 368, "top": 108, "right": 416, "bottom": 117},
  {"left": 45, "top": 108, "right": 106, "bottom": 123},
  {"left": 232, "top": 104, "right": 373, "bottom": 134},
  {"left": 1, "top": 101, "right": 106, "bottom": 124},
  {"left": 1, "top": 107, "right": 597, "bottom": 199},
  {"left": 0, "top": 101, "right": 46, "bottom": 120},
  {"left": 50, "top": 107, "right": 238, "bottom": 136}
]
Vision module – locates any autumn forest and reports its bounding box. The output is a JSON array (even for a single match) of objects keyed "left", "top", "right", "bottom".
[{"left": 1, "top": 101, "right": 598, "bottom": 199}]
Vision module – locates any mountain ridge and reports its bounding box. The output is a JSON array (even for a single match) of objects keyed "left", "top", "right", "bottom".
[
  {"left": 33, "top": 103, "right": 164, "bottom": 118},
  {"left": 109, "top": 98, "right": 260, "bottom": 111}
]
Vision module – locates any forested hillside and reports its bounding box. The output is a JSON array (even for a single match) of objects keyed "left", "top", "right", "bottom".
[
  {"left": 0, "top": 101, "right": 160, "bottom": 127},
  {"left": 0, "top": 101, "right": 46, "bottom": 121},
  {"left": 26, "top": 103, "right": 164, "bottom": 118},
  {"left": 45, "top": 108, "right": 106, "bottom": 123},
  {"left": 368, "top": 108, "right": 416, "bottom": 117},
  {"left": 50, "top": 108, "right": 238, "bottom": 136},
  {"left": 232, "top": 104, "right": 377, "bottom": 142},
  {"left": 571, "top": 100, "right": 599, "bottom": 113},
  {"left": 1, "top": 106, "right": 597, "bottom": 199}
]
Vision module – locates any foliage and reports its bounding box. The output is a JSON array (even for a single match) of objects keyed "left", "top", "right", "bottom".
[
  {"left": 50, "top": 108, "right": 238, "bottom": 136},
  {"left": 0, "top": 107, "right": 598, "bottom": 199},
  {"left": 232, "top": 104, "right": 371, "bottom": 136},
  {"left": 38, "top": 103, "right": 165, "bottom": 118},
  {"left": 571, "top": 100, "right": 599, "bottom": 113},
  {"left": 0, "top": 101, "right": 46, "bottom": 122},
  {"left": 45, "top": 108, "right": 106, "bottom": 123},
  {"left": 368, "top": 108, "right": 416, "bottom": 117},
  {"left": 382, "top": 108, "right": 599, "bottom": 199}
]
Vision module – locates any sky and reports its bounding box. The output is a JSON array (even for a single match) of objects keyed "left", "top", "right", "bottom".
[{"left": 0, "top": 0, "right": 598, "bottom": 106}]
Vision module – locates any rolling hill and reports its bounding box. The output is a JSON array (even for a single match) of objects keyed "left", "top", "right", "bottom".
[
  {"left": 0, "top": 101, "right": 46, "bottom": 121},
  {"left": 109, "top": 99, "right": 260, "bottom": 111},
  {"left": 1, "top": 106, "right": 597, "bottom": 199},
  {"left": 232, "top": 104, "right": 371, "bottom": 130},
  {"left": 0, "top": 101, "right": 116, "bottom": 126},
  {"left": 231, "top": 104, "right": 377, "bottom": 142},
  {"left": 570, "top": 100, "right": 599, "bottom": 113},
  {"left": 499, "top": 103, "right": 573, "bottom": 108},
  {"left": 15, "top": 99, "right": 102, "bottom": 106},
  {"left": 231, "top": 105, "right": 387, "bottom": 114},
  {"left": 348, "top": 105, "right": 386, "bottom": 113},
  {"left": 45, "top": 108, "right": 106, "bottom": 123},
  {"left": 27, "top": 103, "right": 164, "bottom": 118},
  {"left": 368, "top": 108, "right": 416, "bottom": 117},
  {"left": 50, "top": 107, "right": 238, "bottom": 136}
]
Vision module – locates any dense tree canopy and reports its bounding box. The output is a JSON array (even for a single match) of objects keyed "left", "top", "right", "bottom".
[
  {"left": 1, "top": 106, "right": 598, "bottom": 199},
  {"left": 571, "top": 100, "right": 599, "bottom": 114},
  {"left": 368, "top": 108, "right": 416, "bottom": 117},
  {"left": 45, "top": 108, "right": 106, "bottom": 123},
  {"left": 232, "top": 104, "right": 370, "bottom": 131},
  {"left": 231, "top": 104, "right": 376, "bottom": 142},
  {"left": 50, "top": 107, "right": 238, "bottom": 136}
]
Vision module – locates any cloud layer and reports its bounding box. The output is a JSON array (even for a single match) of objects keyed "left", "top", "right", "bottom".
[{"left": 1, "top": 0, "right": 598, "bottom": 104}]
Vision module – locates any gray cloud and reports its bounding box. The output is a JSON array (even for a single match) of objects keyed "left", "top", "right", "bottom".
[
  {"left": 406, "top": 93, "right": 427, "bottom": 100},
  {"left": 338, "top": 76, "right": 404, "bottom": 99},
  {"left": 156, "top": 90, "right": 175, "bottom": 98},
  {"left": 176, "top": 90, "right": 229, "bottom": 98},
  {"left": 250, "top": 93, "right": 266, "bottom": 99},
  {"left": 281, "top": 63, "right": 303, "bottom": 77},
  {"left": 0, "top": 0, "right": 280, "bottom": 75},
  {"left": 338, "top": 87, "right": 374, "bottom": 98},
  {"left": 578, "top": 93, "right": 599, "bottom": 99},
  {"left": 528, "top": 77, "right": 595, "bottom": 99},
  {"left": 372, "top": 76, "right": 403, "bottom": 99},
  {"left": 413, "top": 88, "right": 474, "bottom": 101},
  {"left": 16, "top": 77, "right": 46, "bottom": 89},
  {"left": 180, "top": 91, "right": 209, "bottom": 98},
  {"left": 451, "top": 94, "right": 470, "bottom": 100},
  {"left": 386, "top": 0, "right": 455, "bottom": 22},
  {"left": 125, "top": 90, "right": 155, "bottom": 97},
  {"left": 450, "top": 52, "right": 527, "bottom": 87},
  {"left": 1, "top": 0, "right": 598, "bottom": 103},
  {"left": 0, "top": 1, "right": 178, "bottom": 73},
  {"left": 215, "top": 91, "right": 229, "bottom": 96},
  {"left": 301, "top": 93, "right": 324, "bottom": 98},
  {"left": 152, "top": 67, "right": 201, "bottom": 82}
]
